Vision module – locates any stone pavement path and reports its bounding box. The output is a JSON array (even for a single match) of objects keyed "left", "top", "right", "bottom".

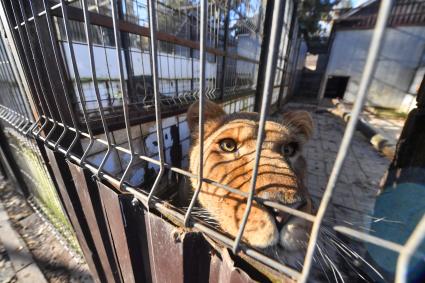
[
  {"left": 0, "top": 193, "right": 47, "bottom": 283},
  {"left": 302, "top": 109, "right": 390, "bottom": 227},
  {"left": 281, "top": 104, "right": 390, "bottom": 222},
  {"left": 280, "top": 104, "right": 392, "bottom": 280},
  {"left": 0, "top": 239, "right": 16, "bottom": 283},
  {"left": 0, "top": 180, "right": 93, "bottom": 283}
]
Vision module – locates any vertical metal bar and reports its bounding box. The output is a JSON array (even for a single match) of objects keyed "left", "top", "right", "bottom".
[
  {"left": 1, "top": 107, "right": 9, "bottom": 121},
  {"left": 0, "top": 22, "right": 33, "bottom": 123},
  {"left": 110, "top": 0, "right": 135, "bottom": 189},
  {"left": 184, "top": 0, "right": 207, "bottom": 227},
  {"left": 116, "top": 0, "right": 135, "bottom": 107},
  {"left": 0, "top": 39, "right": 28, "bottom": 131},
  {"left": 253, "top": 0, "right": 275, "bottom": 112},
  {"left": 219, "top": 0, "right": 230, "bottom": 100},
  {"left": 1, "top": 41, "right": 30, "bottom": 124},
  {"left": 20, "top": 0, "right": 68, "bottom": 147},
  {"left": 232, "top": 0, "right": 285, "bottom": 253},
  {"left": 0, "top": 38, "right": 22, "bottom": 126},
  {"left": 41, "top": 0, "right": 79, "bottom": 157},
  {"left": 0, "top": 85, "right": 18, "bottom": 127},
  {"left": 140, "top": 3, "right": 166, "bottom": 282},
  {"left": 60, "top": 0, "right": 94, "bottom": 164},
  {"left": 8, "top": 0, "right": 54, "bottom": 139},
  {"left": 0, "top": 100, "right": 8, "bottom": 119},
  {"left": 0, "top": 44, "right": 27, "bottom": 130},
  {"left": 277, "top": 0, "right": 296, "bottom": 108},
  {"left": 299, "top": 1, "right": 393, "bottom": 282},
  {"left": 0, "top": 51, "right": 20, "bottom": 121},
  {"left": 5, "top": 78, "right": 26, "bottom": 130},
  {"left": 395, "top": 215, "right": 425, "bottom": 283},
  {"left": 81, "top": 0, "right": 113, "bottom": 176},
  {"left": 146, "top": 0, "right": 165, "bottom": 205},
  {"left": 0, "top": 105, "right": 6, "bottom": 118},
  {"left": 0, "top": 1, "right": 40, "bottom": 135},
  {"left": 190, "top": 17, "right": 194, "bottom": 93}
]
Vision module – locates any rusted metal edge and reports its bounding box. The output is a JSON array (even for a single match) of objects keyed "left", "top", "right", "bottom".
[
  {"left": 44, "top": 147, "right": 103, "bottom": 282},
  {"left": 67, "top": 161, "right": 122, "bottom": 283}
]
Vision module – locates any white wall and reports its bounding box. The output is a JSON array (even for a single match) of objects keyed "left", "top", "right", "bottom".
[{"left": 326, "top": 26, "right": 425, "bottom": 109}]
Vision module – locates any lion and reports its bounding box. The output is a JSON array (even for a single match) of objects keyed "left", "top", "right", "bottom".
[{"left": 185, "top": 100, "right": 313, "bottom": 251}]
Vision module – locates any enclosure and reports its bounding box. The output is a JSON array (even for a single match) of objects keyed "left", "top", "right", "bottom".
[{"left": 0, "top": 0, "right": 424, "bottom": 282}]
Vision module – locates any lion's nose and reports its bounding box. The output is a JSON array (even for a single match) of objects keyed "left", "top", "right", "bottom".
[{"left": 268, "top": 200, "right": 306, "bottom": 230}]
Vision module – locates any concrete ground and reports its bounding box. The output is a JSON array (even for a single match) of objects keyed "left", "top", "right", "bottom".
[
  {"left": 0, "top": 186, "right": 46, "bottom": 283},
  {"left": 281, "top": 103, "right": 394, "bottom": 281},
  {"left": 282, "top": 103, "right": 391, "bottom": 218},
  {"left": 0, "top": 180, "right": 92, "bottom": 283},
  {"left": 333, "top": 100, "right": 405, "bottom": 148},
  {"left": 362, "top": 109, "right": 405, "bottom": 146}
]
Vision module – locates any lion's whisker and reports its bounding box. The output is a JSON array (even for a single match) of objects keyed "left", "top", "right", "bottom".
[
  {"left": 314, "top": 240, "right": 332, "bottom": 283},
  {"left": 327, "top": 237, "right": 368, "bottom": 281},
  {"left": 321, "top": 226, "right": 384, "bottom": 280}
]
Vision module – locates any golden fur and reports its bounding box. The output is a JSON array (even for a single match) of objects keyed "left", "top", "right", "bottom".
[{"left": 186, "top": 100, "right": 313, "bottom": 250}]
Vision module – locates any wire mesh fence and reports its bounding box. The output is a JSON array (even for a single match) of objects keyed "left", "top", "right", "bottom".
[
  {"left": 0, "top": 17, "right": 80, "bottom": 254},
  {"left": 0, "top": 0, "right": 423, "bottom": 282}
]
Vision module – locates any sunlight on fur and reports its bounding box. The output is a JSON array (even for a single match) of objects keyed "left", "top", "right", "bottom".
[{"left": 184, "top": 100, "right": 314, "bottom": 250}]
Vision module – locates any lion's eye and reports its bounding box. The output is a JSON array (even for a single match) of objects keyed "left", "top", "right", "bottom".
[
  {"left": 281, "top": 142, "right": 298, "bottom": 157},
  {"left": 219, "top": 138, "right": 237, "bottom": 152}
]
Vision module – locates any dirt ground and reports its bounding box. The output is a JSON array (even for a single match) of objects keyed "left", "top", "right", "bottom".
[{"left": 0, "top": 182, "right": 92, "bottom": 283}]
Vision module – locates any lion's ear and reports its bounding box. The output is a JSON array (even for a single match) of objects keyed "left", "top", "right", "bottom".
[
  {"left": 282, "top": 111, "right": 313, "bottom": 143},
  {"left": 186, "top": 100, "right": 226, "bottom": 133}
]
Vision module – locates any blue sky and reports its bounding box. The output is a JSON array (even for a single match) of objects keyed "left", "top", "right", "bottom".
[{"left": 351, "top": 0, "right": 370, "bottom": 8}]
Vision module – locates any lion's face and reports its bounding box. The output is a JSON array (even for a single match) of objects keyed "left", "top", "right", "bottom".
[{"left": 187, "top": 101, "right": 313, "bottom": 250}]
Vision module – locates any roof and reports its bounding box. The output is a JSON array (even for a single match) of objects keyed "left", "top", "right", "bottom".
[
  {"left": 338, "top": 0, "right": 378, "bottom": 19},
  {"left": 333, "top": 0, "right": 425, "bottom": 30}
]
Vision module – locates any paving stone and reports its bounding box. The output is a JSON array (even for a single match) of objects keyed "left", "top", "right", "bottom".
[
  {"left": 282, "top": 104, "right": 391, "bottom": 227},
  {"left": 16, "top": 263, "right": 47, "bottom": 283},
  {"left": 0, "top": 203, "right": 47, "bottom": 283},
  {"left": 0, "top": 205, "right": 33, "bottom": 272},
  {"left": 0, "top": 244, "right": 16, "bottom": 283}
]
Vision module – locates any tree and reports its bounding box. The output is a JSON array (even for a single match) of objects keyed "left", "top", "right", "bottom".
[{"left": 297, "top": 0, "right": 341, "bottom": 39}]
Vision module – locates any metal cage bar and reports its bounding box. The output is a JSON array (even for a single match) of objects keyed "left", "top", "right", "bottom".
[
  {"left": 0, "top": 36, "right": 30, "bottom": 129},
  {"left": 0, "top": 24, "right": 27, "bottom": 129},
  {"left": 39, "top": 0, "right": 80, "bottom": 156},
  {"left": 299, "top": 0, "right": 394, "bottom": 281},
  {"left": 8, "top": 0, "right": 55, "bottom": 139},
  {"left": 0, "top": 0, "right": 423, "bottom": 282},
  {"left": 232, "top": 0, "right": 286, "bottom": 253},
  {"left": 110, "top": 0, "right": 136, "bottom": 189},
  {"left": 81, "top": 0, "right": 114, "bottom": 177},
  {"left": 145, "top": 0, "right": 165, "bottom": 205},
  {"left": 395, "top": 215, "right": 425, "bottom": 283},
  {"left": 59, "top": 0, "right": 95, "bottom": 164},
  {"left": 0, "top": 2, "right": 40, "bottom": 136},
  {"left": 183, "top": 0, "right": 206, "bottom": 227},
  {"left": 18, "top": 0, "right": 67, "bottom": 148}
]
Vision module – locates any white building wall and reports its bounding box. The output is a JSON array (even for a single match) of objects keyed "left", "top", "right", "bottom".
[{"left": 326, "top": 26, "right": 425, "bottom": 110}]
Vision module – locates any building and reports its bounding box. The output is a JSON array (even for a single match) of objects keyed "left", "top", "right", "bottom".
[{"left": 319, "top": 0, "right": 425, "bottom": 112}]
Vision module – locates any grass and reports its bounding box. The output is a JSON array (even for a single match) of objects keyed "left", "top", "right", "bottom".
[{"left": 4, "top": 128, "right": 82, "bottom": 255}]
